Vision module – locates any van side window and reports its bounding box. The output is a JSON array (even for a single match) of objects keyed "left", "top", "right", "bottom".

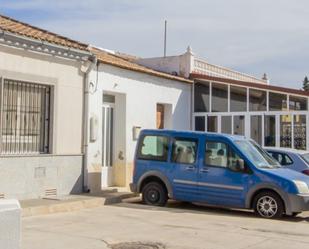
[
  {"left": 172, "top": 138, "right": 197, "bottom": 164},
  {"left": 138, "top": 135, "right": 169, "bottom": 161},
  {"left": 205, "top": 141, "right": 243, "bottom": 170}
]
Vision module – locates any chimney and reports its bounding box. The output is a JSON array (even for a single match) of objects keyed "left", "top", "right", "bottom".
[{"left": 262, "top": 73, "right": 270, "bottom": 84}]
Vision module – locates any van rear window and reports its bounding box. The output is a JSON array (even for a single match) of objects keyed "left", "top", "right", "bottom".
[{"left": 137, "top": 135, "right": 169, "bottom": 161}]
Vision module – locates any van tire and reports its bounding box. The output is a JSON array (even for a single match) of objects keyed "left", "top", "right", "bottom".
[
  {"left": 142, "top": 182, "right": 168, "bottom": 206},
  {"left": 253, "top": 191, "right": 284, "bottom": 219}
]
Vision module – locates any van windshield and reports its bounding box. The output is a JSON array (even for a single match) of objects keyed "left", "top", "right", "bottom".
[{"left": 235, "top": 140, "right": 281, "bottom": 168}]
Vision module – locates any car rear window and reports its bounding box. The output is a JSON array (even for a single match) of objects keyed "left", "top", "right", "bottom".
[
  {"left": 268, "top": 151, "right": 293, "bottom": 166},
  {"left": 301, "top": 153, "right": 309, "bottom": 165},
  {"left": 137, "top": 135, "right": 169, "bottom": 161}
]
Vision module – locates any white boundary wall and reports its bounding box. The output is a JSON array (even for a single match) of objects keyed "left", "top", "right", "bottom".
[{"left": 0, "top": 199, "right": 21, "bottom": 249}]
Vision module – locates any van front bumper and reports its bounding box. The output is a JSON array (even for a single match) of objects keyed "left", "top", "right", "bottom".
[
  {"left": 130, "top": 183, "right": 138, "bottom": 193},
  {"left": 287, "top": 193, "right": 309, "bottom": 213}
]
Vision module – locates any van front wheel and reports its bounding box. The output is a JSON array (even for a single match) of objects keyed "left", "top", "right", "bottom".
[
  {"left": 253, "top": 191, "right": 284, "bottom": 219},
  {"left": 142, "top": 182, "right": 168, "bottom": 206}
]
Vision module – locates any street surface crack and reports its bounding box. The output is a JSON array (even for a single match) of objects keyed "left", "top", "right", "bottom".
[
  {"left": 240, "top": 226, "right": 309, "bottom": 237},
  {"left": 109, "top": 241, "right": 166, "bottom": 249}
]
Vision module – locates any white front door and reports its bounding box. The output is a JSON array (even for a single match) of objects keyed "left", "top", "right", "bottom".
[{"left": 101, "top": 102, "right": 114, "bottom": 187}]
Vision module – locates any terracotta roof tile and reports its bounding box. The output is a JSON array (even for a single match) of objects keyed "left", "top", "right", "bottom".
[
  {"left": 0, "top": 15, "right": 195, "bottom": 84},
  {"left": 91, "top": 47, "right": 192, "bottom": 84},
  {"left": 0, "top": 14, "right": 89, "bottom": 51}
]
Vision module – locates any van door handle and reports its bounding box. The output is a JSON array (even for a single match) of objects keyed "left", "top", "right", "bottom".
[
  {"left": 200, "top": 168, "right": 209, "bottom": 173},
  {"left": 185, "top": 165, "right": 196, "bottom": 171}
]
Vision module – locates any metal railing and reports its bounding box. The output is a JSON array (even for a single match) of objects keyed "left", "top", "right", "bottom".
[
  {"left": 0, "top": 79, "right": 51, "bottom": 154},
  {"left": 194, "top": 58, "right": 267, "bottom": 84}
]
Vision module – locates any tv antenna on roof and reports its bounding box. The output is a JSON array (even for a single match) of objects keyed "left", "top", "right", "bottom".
[{"left": 164, "top": 20, "right": 167, "bottom": 57}]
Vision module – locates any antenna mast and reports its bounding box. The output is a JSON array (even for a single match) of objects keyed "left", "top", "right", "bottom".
[{"left": 164, "top": 20, "right": 167, "bottom": 57}]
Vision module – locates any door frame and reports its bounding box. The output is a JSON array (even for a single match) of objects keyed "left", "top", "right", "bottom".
[{"left": 102, "top": 102, "right": 115, "bottom": 167}]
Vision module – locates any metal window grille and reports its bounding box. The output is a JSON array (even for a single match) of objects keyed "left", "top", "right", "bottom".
[{"left": 0, "top": 79, "right": 51, "bottom": 154}]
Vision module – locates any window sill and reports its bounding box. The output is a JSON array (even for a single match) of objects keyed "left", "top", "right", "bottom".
[{"left": 0, "top": 153, "right": 84, "bottom": 158}]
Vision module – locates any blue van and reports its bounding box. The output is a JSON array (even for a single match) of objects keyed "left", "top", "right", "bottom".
[{"left": 130, "top": 129, "right": 309, "bottom": 218}]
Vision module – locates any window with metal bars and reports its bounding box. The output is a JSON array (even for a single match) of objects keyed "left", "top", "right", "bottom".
[{"left": 0, "top": 79, "right": 51, "bottom": 154}]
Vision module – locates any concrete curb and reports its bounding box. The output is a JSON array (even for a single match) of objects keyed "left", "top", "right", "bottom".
[{"left": 21, "top": 192, "right": 139, "bottom": 217}]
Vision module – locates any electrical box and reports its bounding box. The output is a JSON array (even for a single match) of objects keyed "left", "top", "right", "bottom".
[
  {"left": 90, "top": 115, "right": 99, "bottom": 142},
  {"left": 132, "top": 126, "right": 141, "bottom": 141}
]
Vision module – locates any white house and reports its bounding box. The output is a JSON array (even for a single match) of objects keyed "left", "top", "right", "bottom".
[
  {"left": 136, "top": 47, "right": 309, "bottom": 151},
  {"left": 0, "top": 14, "right": 94, "bottom": 199},
  {"left": 84, "top": 47, "right": 193, "bottom": 190},
  {"left": 0, "top": 14, "right": 192, "bottom": 197}
]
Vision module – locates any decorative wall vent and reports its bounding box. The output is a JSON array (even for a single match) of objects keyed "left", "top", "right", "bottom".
[
  {"left": 45, "top": 188, "right": 57, "bottom": 197},
  {"left": 0, "top": 193, "right": 5, "bottom": 199}
]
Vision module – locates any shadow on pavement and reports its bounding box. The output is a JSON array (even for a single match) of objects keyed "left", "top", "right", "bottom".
[{"left": 115, "top": 197, "right": 309, "bottom": 223}]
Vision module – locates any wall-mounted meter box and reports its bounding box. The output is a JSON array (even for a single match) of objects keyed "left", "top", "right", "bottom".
[
  {"left": 132, "top": 126, "right": 141, "bottom": 141},
  {"left": 90, "top": 115, "right": 99, "bottom": 142}
]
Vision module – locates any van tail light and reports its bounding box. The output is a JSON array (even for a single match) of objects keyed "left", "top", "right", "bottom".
[{"left": 302, "top": 169, "right": 309, "bottom": 176}]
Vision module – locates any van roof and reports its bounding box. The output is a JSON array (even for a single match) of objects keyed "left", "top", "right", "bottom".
[{"left": 140, "top": 129, "right": 246, "bottom": 141}]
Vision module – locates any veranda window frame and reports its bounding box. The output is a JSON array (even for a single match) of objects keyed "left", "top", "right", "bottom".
[{"left": 193, "top": 80, "right": 309, "bottom": 150}]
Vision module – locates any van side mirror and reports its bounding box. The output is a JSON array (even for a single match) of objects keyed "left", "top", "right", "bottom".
[{"left": 236, "top": 159, "right": 245, "bottom": 172}]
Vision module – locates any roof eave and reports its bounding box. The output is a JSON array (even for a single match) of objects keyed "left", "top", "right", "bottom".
[{"left": 0, "top": 29, "right": 92, "bottom": 61}]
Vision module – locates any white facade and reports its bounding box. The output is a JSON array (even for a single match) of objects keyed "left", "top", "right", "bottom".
[
  {"left": 86, "top": 63, "right": 191, "bottom": 190},
  {"left": 0, "top": 40, "right": 90, "bottom": 199}
]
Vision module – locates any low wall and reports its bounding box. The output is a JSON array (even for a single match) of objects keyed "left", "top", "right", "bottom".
[
  {"left": 0, "top": 199, "right": 21, "bottom": 249},
  {"left": 0, "top": 155, "right": 83, "bottom": 200}
]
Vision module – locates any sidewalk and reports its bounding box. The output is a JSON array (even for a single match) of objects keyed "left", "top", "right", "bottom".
[{"left": 20, "top": 189, "right": 138, "bottom": 217}]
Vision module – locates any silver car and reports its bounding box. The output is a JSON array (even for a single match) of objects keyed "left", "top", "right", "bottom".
[{"left": 266, "top": 147, "right": 309, "bottom": 176}]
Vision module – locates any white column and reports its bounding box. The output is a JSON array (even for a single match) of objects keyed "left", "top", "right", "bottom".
[
  {"left": 261, "top": 115, "right": 265, "bottom": 147},
  {"left": 191, "top": 83, "right": 194, "bottom": 130},
  {"left": 306, "top": 114, "right": 309, "bottom": 150},
  {"left": 245, "top": 114, "right": 250, "bottom": 139},
  {"left": 209, "top": 82, "right": 212, "bottom": 112},
  {"left": 246, "top": 88, "right": 250, "bottom": 112},
  {"left": 291, "top": 114, "right": 294, "bottom": 149},
  {"left": 218, "top": 116, "right": 222, "bottom": 133},
  {"left": 276, "top": 115, "right": 280, "bottom": 147},
  {"left": 227, "top": 84, "right": 231, "bottom": 112}
]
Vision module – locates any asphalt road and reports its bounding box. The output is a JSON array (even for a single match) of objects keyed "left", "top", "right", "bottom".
[{"left": 22, "top": 198, "right": 309, "bottom": 249}]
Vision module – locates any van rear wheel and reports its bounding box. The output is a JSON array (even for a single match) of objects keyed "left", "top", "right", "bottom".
[
  {"left": 142, "top": 182, "right": 168, "bottom": 206},
  {"left": 253, "top": 191, "right": 284, "bottom": 219}
]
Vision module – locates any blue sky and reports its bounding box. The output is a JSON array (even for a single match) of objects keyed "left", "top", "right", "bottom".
[{"left": 1, "top": 0, "right": 309, "bottom": 88}]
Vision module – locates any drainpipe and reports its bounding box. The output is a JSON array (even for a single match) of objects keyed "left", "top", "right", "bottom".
[{"left": 81, "top": 55, "right": 97, "bottom": 192}]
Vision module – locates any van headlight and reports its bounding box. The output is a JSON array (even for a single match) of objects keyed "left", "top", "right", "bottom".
[{"left": 293, "top": 180, "right": 309, "bottom": 194}]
